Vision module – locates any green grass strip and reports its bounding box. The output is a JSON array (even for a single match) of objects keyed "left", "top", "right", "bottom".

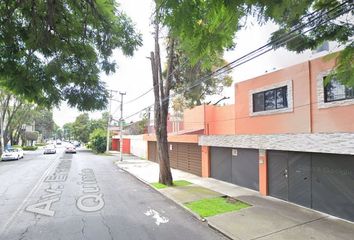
[
  {"left": 151, "top": 180, "right": 192, "bottom": 189},
  {"left": 185, "top": 197, "right": 250, "bottom": 218}
]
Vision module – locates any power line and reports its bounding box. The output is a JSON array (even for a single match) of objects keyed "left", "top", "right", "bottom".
[
  {"left": 122, "top": 1, "right": 352, "bottom": 121},
  {"left": 120, "top": 58, "right": 191, "bottom": 108},
  {"left": 161, "top": 1, "right": 352, "bottom": 105},
  {"left": 122, "top": 1, "right": 344, "bottom": 110},
  {"left": 124, "top": 88, "right": 154, "bottom": 105}
]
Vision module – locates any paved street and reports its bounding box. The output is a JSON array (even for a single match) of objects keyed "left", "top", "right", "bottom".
[{"left": 0, "top": 147, "right": 226, "bottom": 240}]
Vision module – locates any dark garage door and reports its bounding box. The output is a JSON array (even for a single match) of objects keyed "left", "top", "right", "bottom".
[
  {"left": 268, "top": 150, "right": 354, "bottom": 222},
  {"left": 211, "top": 147, "right": 232, "bottom": 182},
  {"left": 148, "top": 141, "right": 157, "bottom": 162},
  {"left": 268, "top": 151, "right": 311, "bottom": 207},
  {"left": 312, "top": 153, "right": 354, "bottom": 221},
  {"left": 211, "top": 147, "right": 259, "bottom": 191}
]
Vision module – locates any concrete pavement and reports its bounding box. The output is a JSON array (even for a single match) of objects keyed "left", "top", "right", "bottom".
[
  {"left": 0, "top": 148, "right": 227, "bottom": 240},
  {"left": 115, "top": 154, "right": 354, "bottom": 240}
]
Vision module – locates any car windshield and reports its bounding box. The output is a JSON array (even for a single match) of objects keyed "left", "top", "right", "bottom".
[{"left": 5, "top": 149, "right": 16, "bottom": 152}]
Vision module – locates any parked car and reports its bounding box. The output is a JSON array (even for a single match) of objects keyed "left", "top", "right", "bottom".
[
  {"left": 1, "top": 148, "right": 24, "bottom": 161},
  {"left": 73, "top": 141, "right": 81, "bottom": 147},
  {"left": 44, "top": 144, "right": 56, "bottom": 154},
  {"left": 65, "top": 144, "right": 76, "bottom": 153}
]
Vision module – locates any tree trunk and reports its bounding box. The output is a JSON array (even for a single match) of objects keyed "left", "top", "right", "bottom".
[{"left": 150, "top": 10, "right": 174, "bottom": 186}]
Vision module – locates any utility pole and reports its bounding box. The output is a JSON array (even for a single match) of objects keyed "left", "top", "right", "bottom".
[
  {"left": 0, "top": 108, "right": 4, "bottom": 154},
  {"left": 119, "top": 92, "right": 126, "bottom": 161},
  {"left": 106, "top": 90, "right": 118, "bottom": 153}
]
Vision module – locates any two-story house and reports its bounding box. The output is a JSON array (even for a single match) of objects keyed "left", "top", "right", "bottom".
[{"left": 199, "top": 54, "right": 354, "bottom": 221}]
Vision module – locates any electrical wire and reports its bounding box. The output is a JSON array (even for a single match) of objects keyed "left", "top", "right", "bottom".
[{"left": 122, "top": 1, "right": 352, "bottom": 121}]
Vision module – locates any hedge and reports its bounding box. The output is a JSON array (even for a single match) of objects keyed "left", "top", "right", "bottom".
[{"left": 22, "top": 146, "right": 38, "bottom": 151}]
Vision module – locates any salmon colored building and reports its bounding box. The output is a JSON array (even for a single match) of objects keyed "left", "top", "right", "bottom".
[
  {"left": 200, "top": 53, "right": 354, "bottom": 222},
  {"left": 135, "top": 53, "right": 354, "bottom": 222}
]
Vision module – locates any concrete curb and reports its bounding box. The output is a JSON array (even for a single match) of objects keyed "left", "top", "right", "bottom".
[
  {"left": 114, "top": 162, "right": 206, "bottom": 222},
  {"left": 114, "top": 161, "right": 238, "bottom": 240},
  {"left": 207, "top": 221, "right": 235, "bottom": 240}
]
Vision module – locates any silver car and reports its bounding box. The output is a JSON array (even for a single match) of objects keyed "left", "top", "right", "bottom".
[
  {"left": 1, "top": 148, "right": 24, "bottom": 161},
  {"left": 44, "top": 145, "right": 56, "bottom": 154}
]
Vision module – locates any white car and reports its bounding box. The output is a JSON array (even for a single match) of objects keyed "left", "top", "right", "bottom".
[
  {"left": 1, "top": 148, "right": 24, "bottom": 161},
  {"left": 44, "top": 144, "right": 56, "bottom": 154},
  {"left": 65, "top": 144, "right": 76, "bottom": 153}
]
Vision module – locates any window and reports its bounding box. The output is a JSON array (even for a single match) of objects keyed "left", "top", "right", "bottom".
[
  {"left": 324, "top": 77, "right": 354, "bottom": 102},
  {"left": 253, "top": 86, "right": 288, "bottom": 112}
]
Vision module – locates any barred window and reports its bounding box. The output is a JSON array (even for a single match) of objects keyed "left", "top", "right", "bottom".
[
  {"left": 324, "top": 77, "right": 353, "bottom": 102},
  {"left": 253, "top": 86, "right": 288, "bottom": 112}
]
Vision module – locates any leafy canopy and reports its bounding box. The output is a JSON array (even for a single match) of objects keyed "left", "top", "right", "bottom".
[
  {"left": 158, "top": 0, "right": 353, "bottom": 85},
  {"left": 0, "top": 0, "right": 142, "bottom": 111}
]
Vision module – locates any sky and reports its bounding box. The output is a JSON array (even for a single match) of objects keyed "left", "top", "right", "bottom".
[{"left": 53, "top": 0, "right": 339, "bottom": 127}]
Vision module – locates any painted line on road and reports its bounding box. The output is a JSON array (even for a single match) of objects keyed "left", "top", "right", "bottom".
[
  {"left": 144, "top": 208, "right": 169, "bottom": 226},
  {"left": 0, "top": 153, "right": 62, "bottom": 237}
]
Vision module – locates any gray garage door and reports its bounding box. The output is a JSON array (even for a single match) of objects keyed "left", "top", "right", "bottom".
[
  {"left": 311, "top": 153, "right": 354, "bottom": 221},
  {"left": 268, "top": 150, "right": 354, "bottom": 222},
  {"left": 211, "top": 147, "right": 259, "bottom": 191}
]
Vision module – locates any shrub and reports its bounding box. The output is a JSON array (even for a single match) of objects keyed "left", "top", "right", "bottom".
[
  {"left": 22, "top": 146, "right": 38, "bottom": 151},
  {"left": 89, "top": 129, "right": 106, "bottom": 153},
  {"left": 35, "top": 143, "right": 46, "bottom": 146}
]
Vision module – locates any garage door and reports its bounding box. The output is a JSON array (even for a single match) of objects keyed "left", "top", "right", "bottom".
[
  {"left": 150, "top": 142, "right": 202, "bottom": 176},
  {"left": 268, "top": 151, "right": 354, "bottom": 222},
  {"left": 312, "top": 153, "right": 354, "bottom": 221},
  {"left": 268, "top": 151, "right": 311, "bottom": 207},
  {"left": 211, "top": 147, "right": 259, "bottom": 191},
  {"left": 148, "top": 141, "right": 157, "bottom": 162},
  {"left": 171, "top": 143, "right": 201, "bottom": 176},
  {"left": 211, "top": 147, "right": 232, "bottom": 182}
]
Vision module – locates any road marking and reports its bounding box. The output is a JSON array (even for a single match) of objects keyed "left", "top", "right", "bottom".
[
  {"left": 0, "top": 154, "right": 61, "bottom": 237},
  {"left": 144, "top": 208, "right": 169, "bottom": 226},
  {"left": 76, "top": 168, "right": 105, "bottom": 212},
  {"left": 76, "top": 193, "right": 105, "bottom": 212},
  {"left": 25, "top": 197, "right": 60, "bottom": 217}
]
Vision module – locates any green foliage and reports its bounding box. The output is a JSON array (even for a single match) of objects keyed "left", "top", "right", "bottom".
[
  {"left": 72, "top": 113, "right": 91, "bottom": 143},
  {"left": 22, "top": 146, "right": 38, "bottom": 151},
  {"left": 159, "top": 0, "right": 243, "bottom": 68},
  {"left": 152, "top": 180, "right": 193, "bottom": 189},
  {"left": 0, "top": 0, "right": 142, "bottom": 111},
  {"left": 325, "top": 43, "right": 354, "bottom": 87},
  {"left": 151, "top": 182, "right": 168, "bottom": 189},
  {"left": 35, "top": 143, "right": 46, "bottom": 146},
  {"left": 63, "top": 112, "right": 107, "bottom": 143},
  {"left": 33, "top": 108, "right": 55, "bottom": 139},
  {"left": 25, "top": 131, "right": 39, "bottom": 141},
  {"left": 89, "top": 128, "right": 107, "bottom": 153},
  {"left": 158, "top": 0, "right": 353, "bottom": 87},
  {"left": 171, "top": 46, "right": 233, "bottom": 107},
  {"left": 257, "top": 0, "right": 353, "bottom": 86},
  {"left": 185, "top": 197, "right": 250, "bottom": 218}
]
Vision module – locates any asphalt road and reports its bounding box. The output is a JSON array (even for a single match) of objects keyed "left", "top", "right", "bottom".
[{"left": 0, "top": 146, "right": 226, "bottom": 240}]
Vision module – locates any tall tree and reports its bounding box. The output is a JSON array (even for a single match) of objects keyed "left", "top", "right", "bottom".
[
  {"left": 0, "top": 89, "right": 37, "bottom": 151},
  {"left": 159, "top": 0, "right": 353, "bottom": 84},
  {"left": 72, "top": 113, "right": 90, "bottom": 143},
  {"left": 152, "top": 0, "right": 352, "bottom": 185},
  {"left": 63, "top": 122, "right": 75, "bottom": 140},
  {"left": 33, "top": 108, "right": 55, "bottom": 140},
  {"left": 0, "top": 0, "right": 142, "bottom": 110},
  {"left": 150, "top": 6, "right": 176, "bottom": 185},
  {"left": 171, "top": 49, "right": 233, "bottom": 107}
]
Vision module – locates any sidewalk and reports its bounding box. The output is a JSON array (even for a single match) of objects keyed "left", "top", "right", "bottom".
[{"left": 115, "top": 155, "right": 354, "bottom": 240}]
